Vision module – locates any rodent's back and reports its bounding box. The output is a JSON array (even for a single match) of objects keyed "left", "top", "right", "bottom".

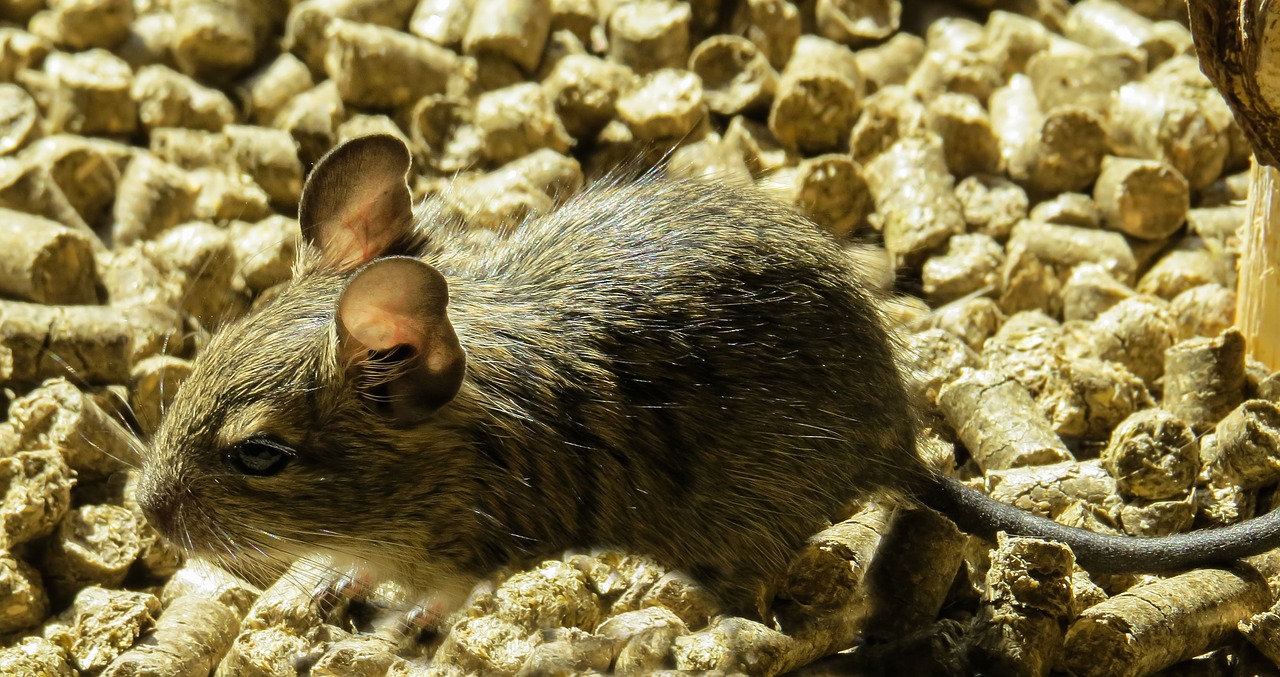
[
  {"left": 140, "top": 136, "right": 929, "bottom": 618},
  {"left": 430, "top": 180, "right": 928, "bottom": 609}
]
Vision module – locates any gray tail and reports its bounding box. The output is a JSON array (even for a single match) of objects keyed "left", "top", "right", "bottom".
[{"left": 922, "top": 474, "right": 1280, "bottom": 573}]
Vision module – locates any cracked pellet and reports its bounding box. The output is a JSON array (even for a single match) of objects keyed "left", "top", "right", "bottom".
[
  {"left": 0, "top": 548, "right": 49, "bottom": 636},
  {"left": 689, "top": 35, "right": 776, "bottom": 117},
  {"left": 980, "top": 309, "right": 1064, "bottom": 399},
  {"left": 110, "top": 153, "right": 198, "bottom": 246},
  {"left": 29, "top": 0, "right": 134, "bottom": 51},
  {"left": 2, "top": 377, "right": 138, "bottom": 479},
  {"left": 131, "top": 64, "right": 235, "bottom": 133},
  {"left": 998, "top": 220, "right": 1128, "bottom": 316},
  {"left": 237, "top": 52, "right": 314, "bottom": 126},
  {"left": 848, "top": 85, "right": 926, "bottom": 166},
  {"left": 853, "top": 32, "right": 922, "bottom": 94},
  {"left": 1119, "top": 494, "right": 1195, "bottom": 537},
  {"left": 1061, "top": 565, "right": 1273, "bottom": 677},
  {"left": 1089, "top": 295, "right": 1177, "bottom": 388},
  {"left": 1094, "top": 155, "right": 1189, "bottom": 241},
  {"left": 223, "top": 125, "right": 304, "bottom": 209},
  {"left": 463, "top": 0, "right": 551, "bottom": 73},
  {"left": 900, "top": 328, "right": 981, "bottom": 412},
  {"left": 1064, "top": 0, "right": 1183, "bottom": 69},
  {"left": 1171, "top": 284, "right": 1235, "bottom": 341},
  {"left": 1163, "top": 328, "right": 1247, "bottom": 434},
  {"left": 1030, "top": 192, "right": 1100, "bottom": 229},
  {"left": 1062, "top": 263, "right": 1133, "bottom": 322},
  {"left": 325, "top": 18, "right": 462, "bottom": 110},
  {"left": 1210, "top": 400, "right": 1280, "bottom": 491},
  {"left": 0, "top": 302, "right": 134, "bottom": 386},
  {"left": 0, "top": 449, "right": 74, "bottom": 549},
  {"left": 926, "top": 92, "right": 1000, "bottom": 178},
  {"left": 1102, "top": 408, "right": 1198, "bottom": 501},
  {"left": 44, "top": 586, "right": 163, "bottom": 674},
  {"left": 954, "top": 175, "right": 1027, "bottom": 242},
  {"left": 616, "top": 69, "right": 705, "bottom": 142},
  {"left": 101, "top": 595, "right": 239, "bottom": 677},
  {"left": 1049, "top": 355, "right": 1154, "bottom": 441},
  {"left": 937, "top": 368, "right": 1073, "bottom": 471},
  {"left": 0, "top": 84, "right": 39, "bottom": 156},
  {"left": 815, "top": 0, "right": 900, "bottom": 46},
  {"left": 1240, "top": 600, "right": 1280, "bottom": 667},
  {"left": 861, "top": 508, "right": 965, "bottom": 642},
  {"left": 968, "top": 534, "right": 1074, "bottom": 677},
  {"left": 598, "top": 607, "right": 689, "bottom": 672},
  {"left": 19, "top": 49, "right": 137, "bottom": 136},
  {"left": 41, "top": 504, "right": 142, "bottom": 603},
  {"left": 607, "top": 0, "right": 691, "bottom": 75},
  {"left": 758, "top": 154, "right": 870, "bottom": 238},
  {"left": 169, "top": 0, "right": 271, "bottom": 81},
  {"left": 1137, "top": 238, "right": 1230, "bottom": 301},
  {"left": 922, "top": 233, "right": 1004, "bottom": 304},
  {"left": 475, "top": 83, "right": 573, "bottom": 165},
  {"left": 988, "top": 74, "right": 1106, "bottom": 195},
  {"left": 274, "top": 80, "right": 345, "bottom": 167},
  {"left": 769, "top": 35, "right": 864, "bottom": 154},
  {"left": 0, "top": 636, "right": 75, "bottom": 676},
  {"left": 411, "top": 0, "right": 472, "bottom": 47},
  {"left": 864, "top": 133, "right": 965, "bottom": 268},
  {"left": 1187, "top": 205, "right": 1245, "bottom": 251},
  {"left": 147, "top": 221, "right": 248, "bottom": 326},
  {"left": 922, "top": 296, "right": 1005, "bottom": 352},
  {"left": 541, "top": 53, "right": 634, "bottom": 141},
  {"left": 1107, "top": 72, "right": 1228, "bottom": 193},
  {"left": 23, "top": 135, "right": 131, "bottom": 238},
  {"left": 983, "top": 460, "right": 1122, "bottom": 523},
  {"left": 0, "top": 207, "right": 98, "bottom": 304}
]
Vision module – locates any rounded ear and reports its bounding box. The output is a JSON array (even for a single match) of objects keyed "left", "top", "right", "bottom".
[
  {"left": 337, "top": 257, "right": 466, "bottom": 425},
  {"left": 300, "top": 135, "right": 416, "bottom": 273}
]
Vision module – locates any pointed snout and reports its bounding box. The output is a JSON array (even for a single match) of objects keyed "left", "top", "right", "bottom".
[{"left": 136, "top": 471, "right": 181, "bottom": 538}]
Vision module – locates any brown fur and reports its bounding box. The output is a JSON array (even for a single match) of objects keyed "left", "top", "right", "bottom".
[{"left": 139, "top": 173, "right": 928, "bottom": 616}]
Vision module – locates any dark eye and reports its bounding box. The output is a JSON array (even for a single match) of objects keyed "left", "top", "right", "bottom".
[{"left": 228, "top": 437, "right": 295, "bottom": 476}]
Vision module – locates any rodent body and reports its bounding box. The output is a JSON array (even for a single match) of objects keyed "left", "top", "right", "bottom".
[
  {"left": 139, "top": 135, "right": 1280, "bottom": 619},
  {"left": 140, "top": 135, "right": 927, "bottom": 614}
]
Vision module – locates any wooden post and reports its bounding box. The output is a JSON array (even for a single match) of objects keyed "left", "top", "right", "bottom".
[{"left": 1188, "top": 1, "right": 1280, "bottom": 371}]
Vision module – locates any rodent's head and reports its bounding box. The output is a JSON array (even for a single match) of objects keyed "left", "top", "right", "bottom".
[{"left": 138, "top": 136, "right": 472, "bottom": 586}]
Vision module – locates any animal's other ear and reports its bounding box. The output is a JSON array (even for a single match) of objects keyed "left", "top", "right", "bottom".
[
  {"left": 300, "top": 135, "right": 415, "bottom": 273},
  {"left": 337, "top": 257, "right": 466, "bottom": 426}
]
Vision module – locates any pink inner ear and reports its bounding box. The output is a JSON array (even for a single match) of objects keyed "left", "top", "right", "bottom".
[
  {"left": 321, "top": 188, "right": 410, "bottom": 272},
  {"left": 343, "top": 305, "right": 425, "bottom": 353},
  {"left": 337, "top": 257, "right": 466, "bottom": 419},
  {"left": 337, "top": 256, "right": 458, "bottom": 368}
]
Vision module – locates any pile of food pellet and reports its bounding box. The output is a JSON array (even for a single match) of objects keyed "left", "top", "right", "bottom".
[{"left": 1, "top": 0, "right": 1278, "bottom": 674}]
